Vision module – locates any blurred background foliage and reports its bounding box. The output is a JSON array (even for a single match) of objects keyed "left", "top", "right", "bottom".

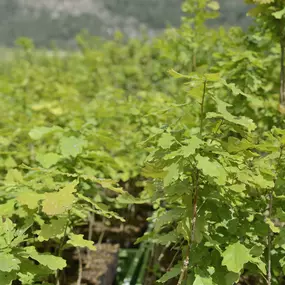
[{"left": 0, "top": 0, "right": 251, "bottom": 48}]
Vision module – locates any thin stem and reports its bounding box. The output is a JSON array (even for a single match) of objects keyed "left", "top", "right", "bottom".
[
  {"left": 267, "top": 145, "right": 283, "bottom": 285},
  {"left": 177, "top": 79, "right": 207, "bottom": 284},
  {"left": 200, "top": 80, "right": 207, "bottom": 136},
  {"left": 190, "top": 170, "right": 199, "bottom": 245},
  {"left": 192, "top": 52, "right": 197, "bottom": 72},
  {"left": 177, "top": 170, "right": 200, "bottom": 285},
  {"left": 209, "top": 119, "right": 224, "bottom": 144},
  {"left": 158, "top": 242, "right": 171, "bottom": 262},
  {"left": 177, "top": 245, "right": 190, "bottom": 285},
  {"left": 280, "top": 36, "right": 285, "bottom": 106},
  {"left": 98, "top": 230, "right": 105, "bottom": 244},
  {"left": 76, "top": 247, "right": 83, "bottom": 285},
  {"left": 58, "top": 218, "right": 69, "bottom": 257},
  {"left": 267, "top": 191, "right": 273, "bottom": 285},
  {"left": 56, "top": 215, "right": 70, "bottom": 285},
  {"left": 88, "top": 212, "right": 94, "bottom": 241},
  {"left": 167, "top": 249, "right": 180, "bottom": 272},
  {"left": 86, "top": 212, "right": 94, "bottom": 269}
]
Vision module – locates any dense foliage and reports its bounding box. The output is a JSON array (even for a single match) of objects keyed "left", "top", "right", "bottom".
[{"left": 0, "top": 0, "right": 285, "bottom": 284}]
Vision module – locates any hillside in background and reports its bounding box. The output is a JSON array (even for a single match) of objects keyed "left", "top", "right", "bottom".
[{"left": 0, "top": 0, "right": 251, "bottom": 47}]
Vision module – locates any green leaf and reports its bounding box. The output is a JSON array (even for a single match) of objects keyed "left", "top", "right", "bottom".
[
  {"left": 0, "top": 136, "right": 10, "bottom": 146},
  {"left": 222, "top": 242, "right": 252, "bottom": 273},
  {"left": 42, "top": 182, "right": 77, "bottom": 216},
  {"left": 17, "top": 272, "right": 35, "bottom": 285},
  {"left": 207, "top": 98, "right": 256, "bottom": 132},
  {"left": 181, "top": 136, "right": 203, "bottom": 157},
  {"left": 204, "top": 72, "right": 220, "bottom": 81},
  {"left": 60, "top": 136, "right": 86, "bottom": 158},
  {"left": 5, "top": 169, "right": 23, "bottom": 185},
  {"left": 0, "top": 253, "right": 20, "bottom": 272},
  {"left": 155, "top": 209, "right": 184, "bottom": 233},
  {"left": 265, "top": 218, "right": 280, "bottom": 233},
  {"left": 250, "top": 257, "right": 266, "bottom": 275},
  {"left": 116, "top": 192, "right": 147, "bottom": 204},
  {"left": 157, "top": 265, "right": 181, "bottom": 283},
  {"left": 17, "top": 191, "right": 44, "bottom": 210},
  {"left": 196, "top": 154, "right": 227, "bottom": 185},
  {"left": 164, "top": 163, "right": 180, "bottom": 187},
  {"left": 193, "top": 274, "right": 213, "bottom": 285},
  {"left": 168, "top": 69, "right": 189, "bottom": 79},
  {"left": 153, "top": 231, "right": 179, "bottom": 245},
  {"left": 207, "top": 1, "right": 220, "bottom": 11},
  {"left": 0, "top": 200, "right": 16, "bottom": 217},
  {"left": 93, "top": 179, "right": 124, "bottom": 194},
  {"left": 36, "top": 153, "right": 61, "bottom": 168},
  {"left": 158, "top": 133, "right": 175, "bottom": 149},
  {"left": 29, "top": 126, "right": 61, "bottom": 140},
  {"left": 225, "top": 137, "right": 253, "bottom": 153},
  {"left": 19, "top": 258, "right": 51, "bottom": 277},
  {"left": 67, "top": 233, "right": 96, "bottom": 251},
  {"left": 77, "top": 193, "right": 124, "bottom": 221},
  {"left": 272, "top": 7, "right": 285, "bottom": 19},
  {"left": 5, "top": 157, "right": 17, "bottom": 169},
  {"left": 225, "top": 272, "right": 239, "bottom": 285},
  {"left": 38, "top": 218, "right": 67, "bottom": 241},
  {"left": 24, "top": 247, "right": 66, "bottom": 271},
  {"left": 228, "top": 184, "right": 246, "bottom": 193},
  {"left": 276, "top": 208, "right": 285, "bottom": 222},
  {"left": 0, "top": 271, "right": 17, "bottom": 285}
]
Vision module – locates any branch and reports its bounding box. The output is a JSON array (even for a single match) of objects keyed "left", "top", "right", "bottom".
[
  {"left": 177, "top": 245, "right": 190, "bottom": 285},
  {"left": 177, "top": 79, "right": 207, "bottom": 285},
  {"left": 76, "top": 247, "right": 83, "bottom": 285},
  {"left": 177, "top": 170, "right": 200, "bottom": 285}
]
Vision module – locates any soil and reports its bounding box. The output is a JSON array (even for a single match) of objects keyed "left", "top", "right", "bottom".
[{"left": 63, "top": 244, "right": 120, "bottom": 285}]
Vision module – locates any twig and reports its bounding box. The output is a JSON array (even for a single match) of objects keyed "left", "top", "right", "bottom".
[
  {"left": 86, "top": 212, "right": 94, "bottom": 269},
  {"left": 88, "top": 212, "right": 94, "bottom": 241},
  {"left": 177, "top": 170, "right": 200, "bottom": 285},
  {"left": 267, "top": 145, "right": 283, "bottom": 285},
  {"left": 158, "top": 242, "right": 171, "bottom": 262},
  {"left": 76, "top": 247, "right": 83, "bottom": 285},
  {"left": 177, "top": 80, "right": 207, "bottom": 285},
  {"left": 166, "top": 249, "right": 180, "bottom": 272},
  {"left": 98, "top": 230, "right": 105, "bottom": 244},
  {"left": 280, "top": 36, "right": 285, "bottom": 106},
  {"left": 177, "top": 245, "right": 190, "bottom": 285},
  {"left": 56, "top": 214, "right": 70, "bottom": 285},
  {"left": 267, "top": 191, "right": 273, "bottom": 285},
  {"left": 200, "top": 79, "right": 207, "bottom": 136}
]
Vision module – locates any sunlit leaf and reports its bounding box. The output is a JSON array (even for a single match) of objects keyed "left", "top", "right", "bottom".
[
  {"left": 42, "top": 182, "right": 77, "bottom": 216},
  {"left": 17, "top": 191, "right": 44, "bottom": 210},
  {"left": 67, "top": 233, "right": 96, "bottom": 251},
  {"left": 164, "top": 163, "right": 180, "bottom": 187},
  {"left": 222, "top": 242, "right": 252, "bottom": 273},
  {"left": 36, "top": 153, "right": 61, "bottom": 168},
  {"left": 157, "top": 265, "right": 181, "bottom": 283},
  {"left": 158, "top": 133, "right": 175, "bottom": 149},
  {"left": 29, "top": 126, "right": 62, "bottom": 140},
  {"left": 23, "top": 247, "right": 66, "bottom": 271},
  {"left": 196, "top": 154, "right": 227, "bottom": 185},
  {"left": 60, "top": 136, "right": 86, "bottom": 158},
  {"left": 193, "top": 274, "right": 213, "bottom": 285},
  {"left": 180, "top": 136, "right": 203, "bottom": 157},
  {"left": 0, "top": 253, "right": 20, "bottom": 272}
]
